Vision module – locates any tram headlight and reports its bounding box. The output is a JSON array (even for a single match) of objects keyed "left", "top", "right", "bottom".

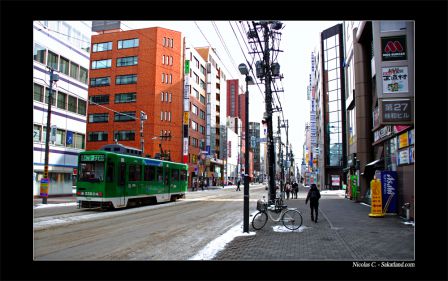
[{"left": 98, "top": 192, "right": 103, "bottom": 197}]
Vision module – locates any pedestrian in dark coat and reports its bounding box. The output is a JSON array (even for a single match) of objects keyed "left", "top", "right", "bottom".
[
  {"left": 285, "top": 182, "right": 291, "bottom": 200},
  {"left": 292, "top": 182, "right": 299, "bottom": 199},
  {"left": 236, "top": 179, "right": 241, "bottom": 191},
  {"left": 305, "top": 184, "right": 321, "bottom": 223}
]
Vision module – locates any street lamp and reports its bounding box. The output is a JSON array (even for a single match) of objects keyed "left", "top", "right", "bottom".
[{"left": 239, "top": 63, "right": 254, "bottom": 233}]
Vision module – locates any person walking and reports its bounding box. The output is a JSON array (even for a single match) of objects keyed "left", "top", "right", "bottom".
[
  {"left": 305, "top": 184, "right": 321, "bottom": 223},
  {"left": 285, "top": 182, "right": 291, "bottom": 200},
  {"left": 192, "top": 179, "right": 197, "bottom": 191},
  {"left": 236, "top": 178, "right": 241, "bottom": 191},
  {"left": 292, "top": 181, "right": 299, "bottom": 199}
]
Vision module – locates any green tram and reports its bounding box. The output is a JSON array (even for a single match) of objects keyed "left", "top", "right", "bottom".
[{"left": 76, "top": 145, "right": 188, "bottom": 209}]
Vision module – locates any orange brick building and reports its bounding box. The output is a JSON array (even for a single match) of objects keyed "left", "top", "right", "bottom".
[{"left": 86, "top": 27, "right": 184, "bottom": 162}]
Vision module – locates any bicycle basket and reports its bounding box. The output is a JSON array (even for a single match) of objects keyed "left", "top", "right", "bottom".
[{"left": 256, "top": 199, "right": 267, "bottom": 211}]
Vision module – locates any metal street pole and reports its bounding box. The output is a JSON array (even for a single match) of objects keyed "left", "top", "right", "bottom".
[
  {"left": 40, "top": 68, "right": 59, "bottom": 204},
  {"left": 239, "top": 63, "right": 253, "bottom": 233}
]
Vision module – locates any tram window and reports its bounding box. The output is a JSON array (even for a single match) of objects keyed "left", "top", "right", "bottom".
[
  {"left": 144, "top": 166, "right": 155, "bottom": 181},
  {"left": 171, "top": 169, "right": 179, "bottom": 181},
  {"left": 106, "top": 161, "right": 114, "bottom": 182},
  {"left": 180, "top": 170, "right": 187, "bottom": 181},
  {"left": 79, "top": 162, "right": 105, "bottom": 182},
  {"left": 119, "top": 163, "right": 126, "bottom": 185},
  {"left": 128, "top": 164, "right": 141, "bottom": 181},
  {"left": 156, "top": 167, "right": 163, "bottom": 183}
]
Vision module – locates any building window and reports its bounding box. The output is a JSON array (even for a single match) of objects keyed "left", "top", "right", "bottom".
[
  {"left": 118, "top": 38, "right": 139, "bottom": 49},
  {"left": 168, "top": 112, "right": 171, "bottom": 122},
  {"left": 199, "top": 125, "right": 205, "bottom": 135},
  {"left": 194, "top": 56, "right": 199, "bottom": 68},
  {"left": 78, "top": 99, "right": 86, "bottom": 116},
  {"left": 91, "top": 59, "right": 112, "bottom": 69},
  {"left": 200, "top": 110, "right": 205, "bottom": 120},
  {"left": 44, "top": 88, "right": 56, "bottom": 106},
  {"left": 191, "top": 121, "right": 197, "bottom": 131},
  {"left": 67, "top": 95, "right": 77, "bottom": 113},
  {"left": 116, "top": 74, "right": 137, "bottom": 85},
  {"left": 117, "top": 56, "right": 138, "bottom": 67},
  {"left": 92, "top": 41, "right": 112, "bottom": 52},
  {"left": 162, "top": 73, "right": 165, "bottom": 83},
  {"left": 70, "top": 62, "right": 79, "bottom": 80},
  {"left": 162, "top": 37, "right": 166, "bottom": 46},
  {"left": 89, "top": 95, "right": 110, "bottom": 105},
  {"left": 161, "top": 92, "right": 164, "bottom": 102},
  {"left": 165, "top": 92, "right": 169, "bottom": 102},
  {"left": 193, "top": 88, "right": 199, "bottom": 99},
  {"left": 114, "top": 111, "right": 136, "bottom": 122},
  {"left": 55, "top": 129, "right": 66, "bottom": 146},
  {"left": 170, "top": 56, "right": 173, "bottom": 65},
  {"left": 46, "top": 50, "right": 58, "bottom": 70},
  {"left": 34, "top": 44, "right": 46, "bottom": 64},
  {"left": 79, "top": 67, "right": 88, "bottom": 84},
  {"left": 200, "top": 65, "right": 206, "bottom": 75},
  {"left": 169, "top": 74, "right": 172, "bottom": 84},
  {"left": 114, "top": 130, "right": 135, "bottom": 141},
  {"left": 162, "top": 55, "right": 165, "bottom": 65},
  {"left": 194, "top": 73, "right": 199, "bottom": 84},
  {"left": 57, "top": 91, "right": 67, "bottom": 110},
  {"left": 115, "top": 92, "right": 136, "bottom": 103},
  {"left": 59, "top": 56, "right": 70, "bottom": 75},
  {"left": 34, "top": 124, "right": 42, "bottom": 142},
  {"left": 88, "top": 131, "right": 108, "bottom": 142},
  {"left": 161, "top": 112, "right": 163, "bottom": 121},
  {"left": 169, "top": 93, "right": 172, "bottom": 102},
  {"left": 200, "top": 79, "right": 206, "bottom": 90},
  {"left": 89, "top": 113, "right": 108, "bottom": 123},
  {"left": 200, "top": 95, "right": 206, "bottom": 105},
  {"left": 90, "top": 76, "right": 110, "bottom": 87},
  {"left": 165, "top": 74, "right": 169, "bottom": 84},
  {"left": 34, "top": 83, "right": 44, "bottom": 102},
  {"left": 192, "top": 105, "right": 198, "bottom": 115}
]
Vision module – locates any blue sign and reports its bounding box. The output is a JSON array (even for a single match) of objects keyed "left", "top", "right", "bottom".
[
  {"left": 206, "top": 145, "right": 210, "bottom": 155},
  {"left": 66, "top": 131, "right": 73, "bottom": 145},
  {"left": 381, "top": 171, "right": 398, "bottom": 213}
]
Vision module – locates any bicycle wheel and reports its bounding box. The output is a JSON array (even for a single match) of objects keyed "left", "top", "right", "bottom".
[
  {"left": 282, "top": 209, "right": 303, "bottom": 230},
  {"left": 252, "top": 211, "right": 268, "bottom": 230}
]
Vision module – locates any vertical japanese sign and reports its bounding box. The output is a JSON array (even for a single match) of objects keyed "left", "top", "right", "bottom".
[
  {"left": 369, "top": 178, "right": 384, "bottom": 217},
  {"left": 381, "top": 171, "right": 398, "bottom": 213},
  {"left": 350, "top": 175, "right": 358, "bottom": 200},
  {"left": 183, "top": 59, "right": 190, "bottom": 164},
  {"left": 382, "top": 66, "right": 408, "bottom": 93}
]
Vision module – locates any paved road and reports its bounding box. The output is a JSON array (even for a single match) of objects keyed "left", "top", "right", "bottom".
[{"left": 33, "top": 184, "right": 266, "bottom": 260}]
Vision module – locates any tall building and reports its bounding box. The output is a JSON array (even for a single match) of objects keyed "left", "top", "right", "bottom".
[
  {"left": 195, "top": 47, "right": 228, "bottom": 185},
  {"left": 86, "top": 27, "right": 184, "bottom": 163},
  {"left": 33, "top": 21, "right": 92, "bottom": 196},
  {"left": 184, "top": 46, "right": 208, "bottom": 186},
  {"left": 343, "top": 21, "right": 414, "bottom": 218},
  {"left": 319, "top": 23, "right": 347, "bottom": 190}
]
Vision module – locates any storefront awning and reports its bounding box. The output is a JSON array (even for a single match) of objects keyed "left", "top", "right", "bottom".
[
  {"left": 365, "top": 159, "right": 383, "bottom": 167},
  {"left": 361, "top": 159, "right": 384, "bottom": 175}
]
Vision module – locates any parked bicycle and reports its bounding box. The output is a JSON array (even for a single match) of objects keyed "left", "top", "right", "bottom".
[{"left": 252, "top": 196, "right": 303, "bottom": 230}]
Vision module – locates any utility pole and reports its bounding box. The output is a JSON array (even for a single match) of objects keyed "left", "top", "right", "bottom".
[
  {"left": 285, "top": 120, "right": 289, "bottom": 183},
  {"left": 40, "top": 68, "right": 59, "bottom": 204},
  {"left": 262, "top": 22, "right": 277, "bottom": 202}
]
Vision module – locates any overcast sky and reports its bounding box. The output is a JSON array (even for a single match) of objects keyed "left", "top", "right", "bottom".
[{"left": 122, "top": 21, "right": 341, "bottom": 162}]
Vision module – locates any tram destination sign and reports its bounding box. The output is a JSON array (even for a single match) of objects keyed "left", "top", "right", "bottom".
[{"left": 80, "top": 154, "right": 105, "bottom": 162}]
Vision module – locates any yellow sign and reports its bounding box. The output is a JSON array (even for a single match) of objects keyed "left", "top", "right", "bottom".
[
  {"left": 399, "top": 131, "right": 409, "bottom": 148},
  {"left": 183, "top": 112, "right": 189, "bottom": 125},
  {"left": 369, "top": 179, "right": 384, "bottom": 217}
]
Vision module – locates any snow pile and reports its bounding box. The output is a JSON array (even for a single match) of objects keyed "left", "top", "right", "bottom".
[
  {"left": 189, "top": 223, "right": 256, "bottom": 260},
  {"left": 34, "top": 202, "right": 78, "bottom": 209},
  {"left": 272, "top": 225, "right": 311, "bottom": 233}
]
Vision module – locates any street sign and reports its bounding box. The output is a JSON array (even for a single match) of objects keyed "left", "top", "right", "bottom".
[{"left": 40, "top": 178, "right": 49, "bottom": 197}]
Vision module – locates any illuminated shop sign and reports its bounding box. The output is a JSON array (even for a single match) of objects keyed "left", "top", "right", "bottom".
[{"left": 381, "top": 36, "right": 407, "bottom": 61}]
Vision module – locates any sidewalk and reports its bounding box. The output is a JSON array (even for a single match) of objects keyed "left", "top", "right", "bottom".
[{"left": 212, "top": 189, "right": 414, "bottom": 261}]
